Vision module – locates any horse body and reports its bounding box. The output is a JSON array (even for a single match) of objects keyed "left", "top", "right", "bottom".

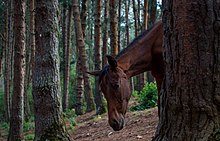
[
  {"left": 116, "top": 20, "right": 164, "bottom": 91},
  {"left": 89, "top": 21, "right": 164, "bottom": 131}
]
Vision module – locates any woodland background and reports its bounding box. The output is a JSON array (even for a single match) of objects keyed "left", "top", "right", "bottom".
[{"left": 0, "top": 0, "right": 161, "bottom": 140}]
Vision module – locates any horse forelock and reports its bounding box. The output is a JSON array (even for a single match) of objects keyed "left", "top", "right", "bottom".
[{"left": 99, "top": 65, "right": 110, "bottom": 84}]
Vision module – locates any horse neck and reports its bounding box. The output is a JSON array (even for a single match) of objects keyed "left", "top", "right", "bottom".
[{"left": 116, "top": 21, "right": 163, "bottom": 78}]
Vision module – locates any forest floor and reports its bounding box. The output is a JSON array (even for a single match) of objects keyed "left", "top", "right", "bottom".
[
  {"left": 70, "top": 107, "right": 158, "bottom": 141},
  {"left": 0, "top": 98, "right": 159, "bottom": 141}
]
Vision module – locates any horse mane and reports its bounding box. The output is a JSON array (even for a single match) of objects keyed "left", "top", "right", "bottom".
[{"left": 115, "top": 22, "right": 159, "bottom": 60}]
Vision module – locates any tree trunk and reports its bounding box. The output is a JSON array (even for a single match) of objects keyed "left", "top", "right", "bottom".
[
  {"left": 72, "top": 0, "right": 95, "bottom": 113},
  {"left": 62, "top": 0, "right": 68, "bottom": 112},
  {"left": 94, "top": 0, "right": 106, "bottom": 115},
  {"left": 63, "top": 5, "right": 73, "bottom": 112},
  {"left": 3, "top": 0, "right": 10, "bottom": 122},
  {"left": 109, "top": 0, "right": 118, "bottom": 56},
  {"left": 80, "top": 0, "right": 95, "bottom": 113},
  {"left": 118, "top": 0, "right": 121, "bottom": 51},
  {"left": 8, "top": 0, "right": 26, "bottom": 140},
  {"left": 102, "top": 0, "right": 109, "bottom": 67},
  {"left": 154, "top": 0, "right": 220, "bottom": 140},
  {"left": 125, "top": 0, "right": 130, "bottom": 46},
  {"left": 75, "top": 55, "right": 84, "bottom": 115},
  {"left": 148, "top": 0, "right": 157, "bottom": 26},
  {"left": 33, "top": 0, "right": 70, "bottom": 140}
]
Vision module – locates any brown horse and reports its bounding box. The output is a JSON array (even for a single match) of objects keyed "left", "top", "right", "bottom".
[{"left": 89, "top": 21, "right": 164, "bottom": 131}]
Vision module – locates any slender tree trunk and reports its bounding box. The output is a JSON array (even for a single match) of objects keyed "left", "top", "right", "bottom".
[
  {"left": 24, "top": 0, "right": 32, "bottom": 121},
  {"left": 149, "top": 0, "right": 157, "bottom": 26},
  {"left": 80, "top": 0, "right": 95, "bottom": 113},
  {"left": 30, "top": 0, "right": 35, "bottom": 83},
  {"left": 3, "top": 0, "right": 10, "bottom": 122},
  {"left": 75, "top": 54, "right": 84, "bottom": 115},
  {"left": 8, "top": 0, "right": 26, "bottom": 140},
  {"left": 102, "top": 0, "right": 109, "bottom": 67},
  {"left": 72, "top": 0, "right": 95, "bottom": 113},
  {"left": 62, "top": 0, "right": 68, "bottom": 111},
  {"left": 125, "top": 0, "right": 130, "bottom": 47},
  {"left": 118, "top": 0, "right": 121, "bottom": 51},
  {"left": 80, "top": 0, "right": 87, "bottom": 38},
  {"left": 154, "top": 0, "right": 220, "bottom": 140},
  {"left": 94, "top": 0, "right": 106, "bottom": 115},
  {"left": 146, "top": 0, "right": 155, "bottom": 83},
  {"left": 137, "top": 0, "right": 141, "bottom": 31},
  {"left": 33, "top": 0, "right": 70, "bottom": 140},
  {"left": 109, "top": 0, "right": 118, "bottom": 56},
  {"left": 63, "top": 5, "right": 73, "bottom": 112}
]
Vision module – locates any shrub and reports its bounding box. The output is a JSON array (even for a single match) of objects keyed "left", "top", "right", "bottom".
[{"left": 130, "top": 82, "right": 158, "bottom": 111}]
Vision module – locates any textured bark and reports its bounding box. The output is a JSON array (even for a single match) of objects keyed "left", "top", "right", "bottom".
[
  {"left": 62, "top": 0, "right": 68, "bottom": 112},
  {"left": 94, "top": 0, "right": 106, "bottom": 115},
  {"left": 30, "top": 0, "right": 35, "bottom": 75},
  {"left": 118, "top": 0, "right": 121, "bottom": 51},
  {"left": 109, "top": 0, "right": 118, "bottom": 56},
  {"left": 33, "top": 0, "right": 70, "bottom": 140},
  {"left": 3, "top": 0, "right": 10, "bottom": 122},
  {"left": 75, "top": 55, "right": 84, "bottom": 115},
  {"left": 72, "top": 0, "right": 95, "bottom": 113},
  {"left": 8, "top": 0, "right": 25, "bottom": 140},
  {"left": 80, "top": 0, "right": 87, "bottom": 38},
  {"left": 63, "top": 5, "right": 73, "bottom": 112},
  {"left": 80, "top": 0, "right": 95, "bottom": 113},
  {"left": 154, "top": 0, "right": 220, "bottom": 140},
  {"left": 125, "top": 0, "right": 130, "bottom": 47},
  {"left": 143, "top": 0, "right": 148, "bottom": 30},
  {"left": 149, "top": 0, "right": 157, "bottom": 26},
  {"left": 102, "top": 0, "right": 109, "bottom": 67}
]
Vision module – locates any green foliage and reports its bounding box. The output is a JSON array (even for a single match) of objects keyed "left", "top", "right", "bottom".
[
  {"left": 130, "top": 82, "right": 158, "bottom": 111},
  {"left": 24, "top": 134, "right": 35, "bottom": 140},
  {"left": 0, "top": 122, "right": 9, "bottom": 130},
  {"left": 69, "top": 117, "right": 77, "bottom": 126},
  {"left": 23, "top": 120, "right": 35, "bottom": 132}
]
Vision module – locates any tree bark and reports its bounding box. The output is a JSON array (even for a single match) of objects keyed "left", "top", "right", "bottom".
[
  {"left": 154, "top": 0, "right": 220, "bottom": 140},
  {"left": 94, "top": 0, "right": 106, "bottom": 115},
  {"left": 109, "top": 0, "right": 118, "bottom": 56},
  {"left": 8, "top": 0, "right": 26, "bottom": 140},
  {"left": 102, "top": 0, "right": 109, "bottom": 67},
  {"left": 72, "top": 0, "right": 95, "bottom": 113},
  {"left": 62, "top": 0, "right": 68, "bottom": 112},
  {"left": 33, "top": 0, "right": 71, "bottom": 140},
  {"left": 3, "top": 0, "right": 10, "bottom": 122},
  {"left": 118, "top": 0, "right": 121, "bottom": 51},
  {"left": 63, "top": 5, "right": 73, "bottom": 112},
  {"left": 80, "top": 0, "right": 95, "bottom": 113}
]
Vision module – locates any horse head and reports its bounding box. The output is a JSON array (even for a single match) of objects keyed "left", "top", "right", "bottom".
[{"left": 88, "top": 55, "right": 131, "bottom": 131}]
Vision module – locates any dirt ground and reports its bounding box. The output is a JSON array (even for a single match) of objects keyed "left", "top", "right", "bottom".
[
  {"left": 0, "top": 100, "right": 159, "bottom": 141},
  {"left": 70, "top": 107, "right": 158, "bottom": 141}
]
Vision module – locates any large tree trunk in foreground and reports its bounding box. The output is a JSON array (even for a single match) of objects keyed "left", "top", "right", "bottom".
[
  {"left": 33, "top": 0, "right": 70, "bottom": 140},
  {"left": 154, "top": 0, "right": 220, "bottom": 140},
  {"left": 8, "top": 0, "right": 26, "bottom": 140}
]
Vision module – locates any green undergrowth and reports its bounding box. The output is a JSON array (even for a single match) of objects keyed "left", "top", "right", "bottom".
[
  {"left": 0, "top": 109, "right": 77, "bottom": 140},
  {"left": 130, "top": 82, "right": 158, "bottom": 111}
]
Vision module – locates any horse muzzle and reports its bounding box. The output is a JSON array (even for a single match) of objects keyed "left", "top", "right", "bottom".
[{"left": 109, "top": 117, "right": 125, "bottom": 131}]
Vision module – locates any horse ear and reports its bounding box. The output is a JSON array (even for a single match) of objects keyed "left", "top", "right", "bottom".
[
  {"left": 86, "top": 70, "right": 101, "bottom": 76},
  {"left": 106, "top": 55, "right": 117, "bottom": 68}
]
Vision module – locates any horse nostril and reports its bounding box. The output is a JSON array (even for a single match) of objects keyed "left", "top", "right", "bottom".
[{"left": 112, "top": 119, "right": 118, "bottom": 126}]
